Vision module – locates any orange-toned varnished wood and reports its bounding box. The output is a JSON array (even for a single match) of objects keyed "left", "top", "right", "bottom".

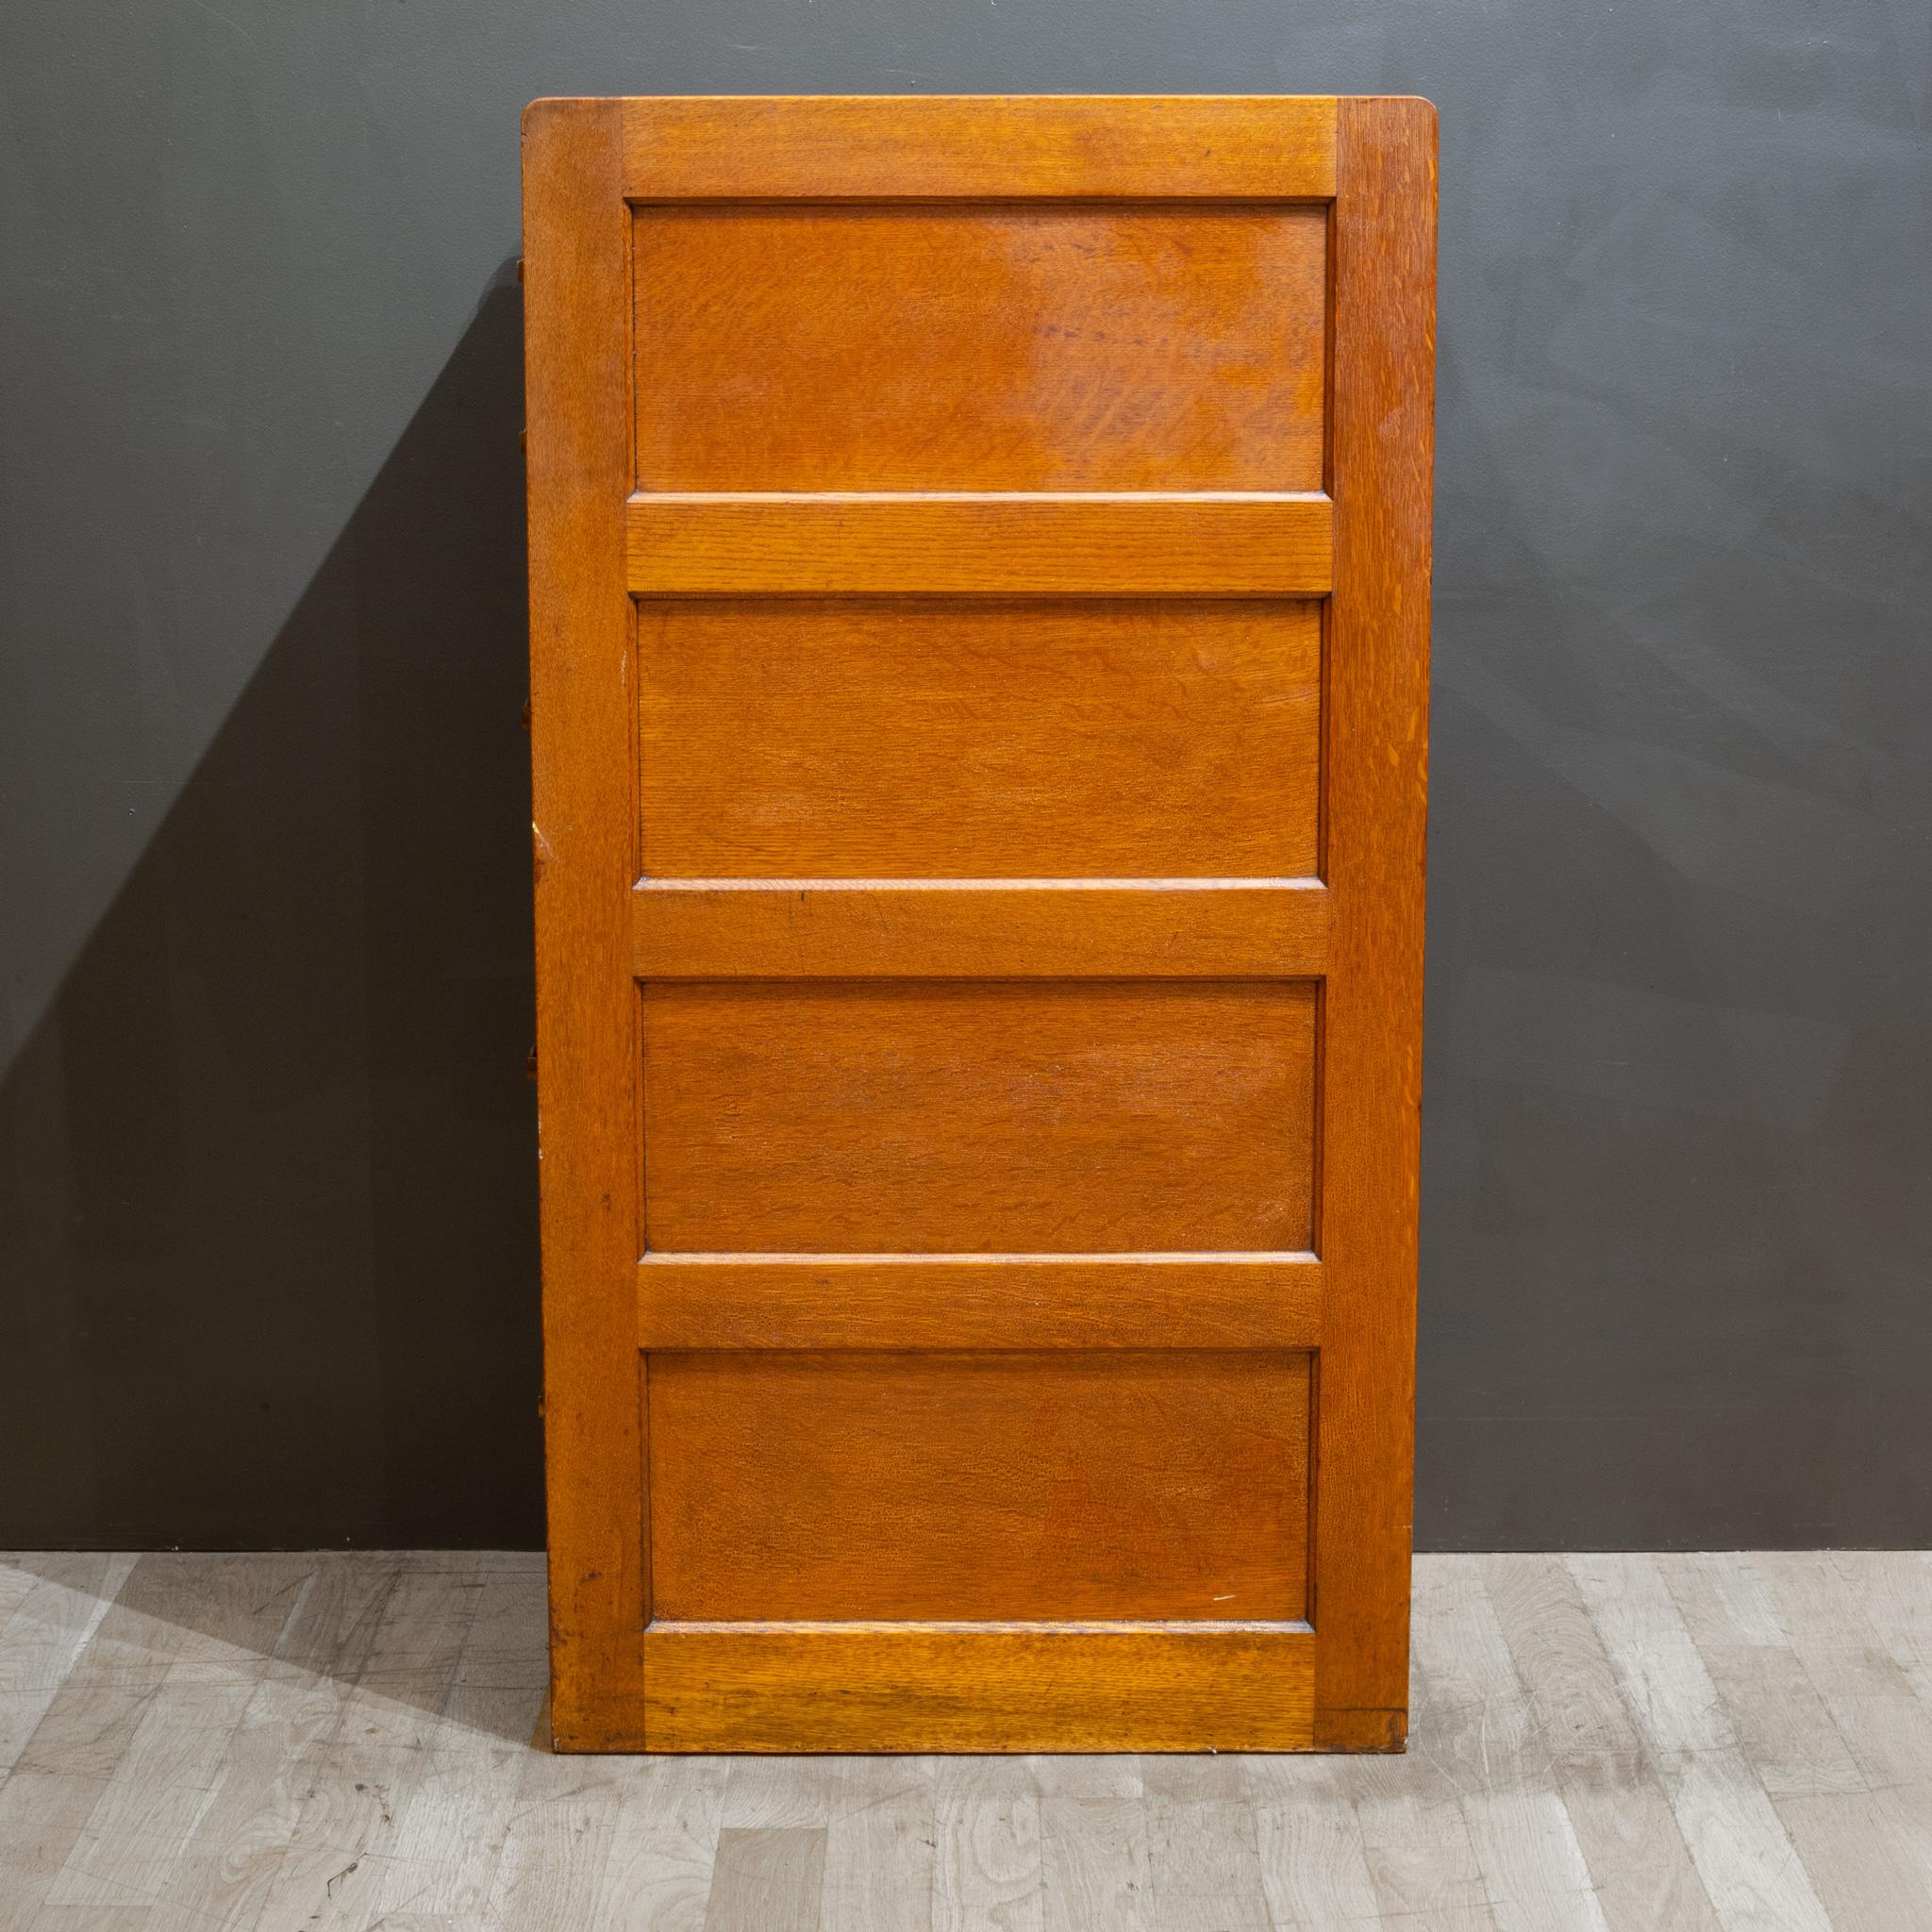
[
  {"left": 521, "top": 100, "right": 645, "bottom": 1750},
  {"left": 648, "top": 1351, "right": 1311, "bottom": 1621},
  {"left": 623, "top": 492, "right": 1333, "bottom": 596},
  {"left": 630, "top": 880, "right": 1328, "bottom": 980},
  {"left": 525, "top": 93, "right": 1433, "bottom": 1754},
  {"left": 621, "top": 94, "right": 1338, "bottom": 200},
  {"left": 637, "top": 1624, "right": 1316, "bottom": 1755},
  {"left": 639, "top": 600, "right": 1321, "bottom": 879},
  {"left": 641, "top": 980, "right": 1317, "bottom": 1254},
  {"left": 1311, "top": 98, "right": 1437, "bottom": 1752},
  {"left": 636, "top": 1252, "right": 1323, "bottom": 1351},
  {"left": 634, "top": 204, "right": 1326, "bottom": 492}
]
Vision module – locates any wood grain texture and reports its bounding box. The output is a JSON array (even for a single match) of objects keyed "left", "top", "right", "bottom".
[
  {"left": 531, "top": 92, "right": 1433, "bottom": 1754},
  {"left": 1310, "top": 95, "right": 1438, "bottom": 1750},
  {"left": 823, "top": 1763, "right": 935, "bottom": 1932},
  {"left": 0, "top": 1558, "right": 204, "bottom": 1928},
  {"left": 1251, "top": 1779, "right": 1386, "bottom": 1928},
  {"left": 46, "top": 1557, "right": 354, "bottom": 1923},
  {"left": 625, "top": 492, "right": 1333, "bottom": 596},
  {"left": 1410, "top": 1558, "right": 1615, "bottom": 1932},
  {"left": 1145, "top": 1791, "right": 1272, "bottom": 1928},
  {"left": 639, "top": 1624, "right": 1317, "bottom": 1754},
  {"left": 522, "top": 98, "right": 645, "bottom": 1750},
  {"left": 632, "top": 880, "right": 1327, "bottom": 980},
  {"left": 622, "top": 94, "right": 1337, "bottom": 200},
  {"left": 159, "top": 1556, "right": 410, "bottom": 1927},
  {"left": 1569, "top": 1555, "right": 1836, "bottom": 1932},
  {"left": 359, "top": 1563, "right": 549, "bottom": 1923},
  {"left": 1483, "top": 1554, "right": 1721, "bottom": 1932},
  {"left": 639, "top": 598, "right": 1320, "bottom": 880},
  {"left": 9, "top": 1551, "right": 1920, "bottom": 1910},
  {"left": 637, "top": 1252, "right": 1322, "bottom": 1351},
  {"left": 704, "top": 1826, "right": 826, "bottom": 1932},
  {"left": 647, "top": 1351, "right": 1311, "bottom": 1622},
  {"left": 633, "top": 203, "right": 1324, "bottom": 491},
  {"left": 0, "top": 1556, "right": 130, "bottom": 1767},
  {"left": 591, "top": 1754, "right": 732, "bottom": 1926},
  {"left": 491, "top": 1729, "right": 629, "bottom": 1930},
  {"left": 641, "top": 980, "right": 1317, "bottom": 1254},
  {"left": 1041, "top": 1785, "right": 1156, "bottom": 1932},
  {"left": 932, "top": 1758, "right": 1042, "bottom": 1932}
]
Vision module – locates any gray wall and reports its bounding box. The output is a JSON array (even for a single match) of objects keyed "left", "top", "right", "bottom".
[{"left": 3, "top": 1, "right": 1926, "bottom": 1549}]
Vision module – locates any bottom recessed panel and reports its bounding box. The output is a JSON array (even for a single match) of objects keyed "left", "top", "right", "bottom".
[{"left": 646, "top": 1349, "right": 1311, "bottom": 1622}]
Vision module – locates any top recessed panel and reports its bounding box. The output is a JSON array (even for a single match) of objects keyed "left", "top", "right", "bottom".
[{"left": 632, "top": 204, "right": 1327, "bottom": 492}]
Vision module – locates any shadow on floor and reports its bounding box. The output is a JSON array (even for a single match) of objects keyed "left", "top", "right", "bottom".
[
  {"left": 1, "top": 1549, "right": 551, "bottom": 1742},
  {"left": 0, "top": 270, "right": 545, "bottom": 1553}
]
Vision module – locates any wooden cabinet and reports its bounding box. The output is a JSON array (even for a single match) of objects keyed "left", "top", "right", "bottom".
[{"left": 524, "top": 94, "right": 1435, "bottom": 1753}]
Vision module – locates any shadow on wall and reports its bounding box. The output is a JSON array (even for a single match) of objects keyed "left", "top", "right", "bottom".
[{"left": 0, "top": 275, "right": 544, "bottom": 1548}]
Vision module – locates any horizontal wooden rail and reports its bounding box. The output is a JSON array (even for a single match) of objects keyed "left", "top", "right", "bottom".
[
  {"left": 625, "top": 492, "right": 1333, "bottom": 596},
  {"left": 632, "top": 878, "right": 1327, "bottom": 979},
  {"left": 637, "top": 1252, "right": 1323, "bottom": 1351},
  {"left": 636, "top": 1621, "right": 1316, "bottom": 1752},
  {"left": 621, "top": 95, "right": 1338, "bottom": 202}
]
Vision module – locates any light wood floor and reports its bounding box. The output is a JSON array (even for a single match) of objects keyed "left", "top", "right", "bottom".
[{"left": 0, "top": 1552, "right": 1927, "bottom": 1930}]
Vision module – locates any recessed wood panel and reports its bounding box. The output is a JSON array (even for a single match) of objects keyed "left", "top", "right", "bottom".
[
  {"left": 640, "top": 599, "right": 1320, "bottom": 878},
  {"left": 647, "top": 1350, "right": 1311, "bottom": 1621},
  {"left": 632, "top": 205, "right": 1326, "bottom": 492},
  {"left": 641, "top": 980, "right": 1317, "bottom": 1254}
]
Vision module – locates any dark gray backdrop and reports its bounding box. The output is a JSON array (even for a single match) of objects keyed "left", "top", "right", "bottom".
[{"left": 4, "top": 1, "right": 1927, "bottom": 1550}]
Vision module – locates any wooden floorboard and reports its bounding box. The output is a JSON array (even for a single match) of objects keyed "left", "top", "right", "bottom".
[{"left": 0, "top": 1551, "right": 1924, "bottom": 1930}]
